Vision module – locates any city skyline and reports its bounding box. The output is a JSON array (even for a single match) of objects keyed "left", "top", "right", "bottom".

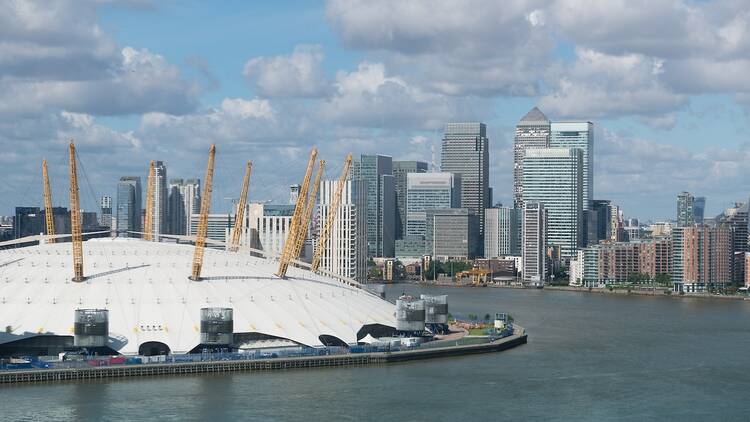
[{"left": 0, "top": 1, "right": 749, "bottom": 222}]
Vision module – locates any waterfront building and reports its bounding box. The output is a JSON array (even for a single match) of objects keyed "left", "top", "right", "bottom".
[
  {"left": 441, "top": 122, "right": 490, "bottom": 241},
  {"left": 694, "top": 197, "right": 706, "bottom": 224},
  {"left": 569, "top": 250, "right": 585, "bottom": 286},
  {"left": 550, "top": 122, "right": 594, "bottom": 210},
  {"left": 522, "top": 202, "right": 546, "bottom": 285},
  {"left": 522, "top": 148, "right": 583, "bottom": 259},
  {"left": 677, "top": 192, "right": 695, "bottom": 227},
  {"left": 717, "top": 202, "right": 748, "bottom": 285},
  {"left": 746, "top": 252, "right": 750, "bottom": 287},
  {"left": 514, "top": 107, "right": 550, "bottom": 209},
  {"left": 425, "top": 208, "right": 479, "bottom": 261},
  {"left": 672, "top": 226, "right": 732, "bottom": 292},
  {"left": 352, "top": 155, "right": 394, "bottom": 257},
  {"left": 116, "top": 176, "right": 142, "bottom": 237},
  {"left": 99, "top": 196, "right": 112, "bottom": 229},
  {"left": 189, "top": 213, "right": 234, "bottom": 243},
  {"left": 581, "top": 238, "right": 672, "bottom": 285},
  {"left": 484, "top": 207, "right": 518, "bottom": 258},
  {"left": 392, "top": 161, "right": 428, "bottom": 240},
  {"left": 406, "top": 172, "right": 460, "bottom": 237},
  {"left": 316, "top": 179, "right": 368, "bottom": 282}
]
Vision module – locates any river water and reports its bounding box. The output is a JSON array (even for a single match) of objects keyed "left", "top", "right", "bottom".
[{"left": 3, "top": 285, "right": 750, "bottom": 421}]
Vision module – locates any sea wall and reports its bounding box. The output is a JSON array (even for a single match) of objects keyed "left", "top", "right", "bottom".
[{"left": 0, "top": 332, "right": 527, "bottom": 385}]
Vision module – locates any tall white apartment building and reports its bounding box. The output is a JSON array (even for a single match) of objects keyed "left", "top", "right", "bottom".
[{"left": 316, "top": 179, "right": 368, "bottom": 282}]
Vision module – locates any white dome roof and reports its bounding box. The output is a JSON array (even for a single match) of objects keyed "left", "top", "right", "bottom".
[{"left": 0, "top": 238, "right": 395, "bottom": 354}]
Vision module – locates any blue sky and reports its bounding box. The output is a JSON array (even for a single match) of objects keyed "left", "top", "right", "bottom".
[{"left": 0, "top": 0, "right": 748, "bottom": 220}]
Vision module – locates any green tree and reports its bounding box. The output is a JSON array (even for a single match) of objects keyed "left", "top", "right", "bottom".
[
  {"left": 654, "top": 273, "right": 672, "bottom": 287},
  {"left": 483, "top": 313, "right": 491, "bottom": 322}
]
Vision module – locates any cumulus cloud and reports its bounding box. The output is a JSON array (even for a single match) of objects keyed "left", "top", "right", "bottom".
[
  {"left": 317, "top": 62, "right": 484, "bottom": 129},
  {"left": 538, "top": 49, "right": 686, "bottom": 121},
  {"left": 595, "top": 128, "right": 750, "bottom": 218},
  {"left": 243, "top": 45, "right": 329, "bottom": 98},
  {"left": 326, "top": 0, "right": 553, "bottom": 96}
]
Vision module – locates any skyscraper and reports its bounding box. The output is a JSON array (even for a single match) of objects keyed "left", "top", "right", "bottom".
[
  {"left": 550, "top": 122, "right": 594, "bottom": 210},
  {"left": 99, "top": 196, "right": 112, "bottom": 229},
  {"left": 484, "top": 207, "right": 518, "bottom": 258},
  {"left": 405, "top": 172, "right": 460, "bottom": 237},
  {"left": 522, "top": 148, "right": 583, "bottom": 259},
  {"left": 425, "top": 208, "right": 480, "bottom": 260},
  {"left": 677, "top": 192, "right": 695, "bottom": 227},
  {"left": 522, "top": 202, "right": 547, "bottom": 285},
  {"left": 441, "top": 123, "right": 490, "bottom": 242},
  {"left": 167, "top": 181, "right": 185, "bottom": 235},
  {"left": 317, "top": 179, "right": 368, "bottom": 282},
  {"left": 693, "top": 197, "right": 706, "bottom": 224},
  {"left": 152, "top": 161, "right": 168, "bottom": 236},
  {"left": 392, "top": 160, "right": 428, "bottom": 240},
  {"left": 116, "top": 176, "right": 142, "bottom": 237},
  {"left": 167, "top": 178, "right": 200, "bottom": 235},
  {"left": 513, "top": 108, "right": 550, "bottom": 209},
  {"left": 353, "top": 155, "right": 394, "bottom": 257}
]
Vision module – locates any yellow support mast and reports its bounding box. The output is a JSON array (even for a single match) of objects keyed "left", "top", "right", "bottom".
[
  {"left": 68, "top": 141, "right": 84, "bottom": 282},
  {"left": 276, "top": 148, "right": 317, "bottom": 278},
  {"left": 42, "top": 159, "right": 55, "bottom": 244},
  {"left": 190, "top": 145, "right": 216, "bottom": 281},
  {"left": 229, "top": 161, "right": 252, "bottom": 252},
  {"left": 291, "top": 160, "right": 324, "bottom": 260},
  {"left": 311, "top": 154, "right": 352, "bottom": 272},
  {"left": 143, "top": 160, "right": 155, "bottom": 241}
]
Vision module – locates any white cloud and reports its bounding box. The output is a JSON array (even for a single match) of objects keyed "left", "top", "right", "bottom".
[
  {"left": 539, "top": 49, "right": 686, "bottom": 120},
  {"left": 243, "top": 45, "right": 329, "bottom": 98},
  {"left": 325, "top": 0, "right": 553, "bottom": 96},
  {"left": 317, "top": 62, "right": 484, "bottom": 129},
  {"left": 595, "top": 128, "right": 750, "bottom": 218}
]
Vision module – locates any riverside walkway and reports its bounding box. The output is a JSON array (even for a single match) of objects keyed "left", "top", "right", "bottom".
[{"left": 0, "top": 329, "right": 527, "bottom": 385}]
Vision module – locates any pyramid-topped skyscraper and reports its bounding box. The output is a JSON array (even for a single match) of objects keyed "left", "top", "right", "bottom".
[{"left": 513, "top": 107, "right": 550, "bottom": 209}]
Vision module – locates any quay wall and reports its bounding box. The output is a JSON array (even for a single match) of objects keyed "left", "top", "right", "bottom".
[{"left": 0, "top": 332, "right": 527, "bottom": 385}]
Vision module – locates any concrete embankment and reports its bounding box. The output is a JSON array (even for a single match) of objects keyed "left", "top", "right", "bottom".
[
  {"left": 0, "top": 331, "right": 527, "bottom": 385},
  {"left": 406, "top": 280, "right": 748, "bottom": 301}
]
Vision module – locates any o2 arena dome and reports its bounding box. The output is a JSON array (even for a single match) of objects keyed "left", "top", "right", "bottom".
[{"left": 0, "top": 238, "right": 396, "bottom": 356}]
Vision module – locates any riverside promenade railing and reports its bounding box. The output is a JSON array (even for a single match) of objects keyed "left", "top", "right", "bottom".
[{"left": 0, "top": 329, "right": 527, "bottom": 384}]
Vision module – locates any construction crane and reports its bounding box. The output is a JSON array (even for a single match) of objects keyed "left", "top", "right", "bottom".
[
  {"left": 311, "top": 154, "right": 352, "bottom": 272},
  {"left": 229, "top": 161, "right": 252, "bottom": 252},
  {"left": 276, "top": 148, "right": 317, "bottom": 278},
  {"left": 42, "top": 159, "right": 55, "bottom": 244},
  {"left": 190, "top": 145, "right": 216, "bottom": 281},
  {"left": 291, "top": 160, "right": 324, "bottom": 260},
  {"left": 143, "top": 160, "right": 155, "bottom": 241},
  {"left": 68, "top": 141, "right": 84, "bottom": 282}
]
